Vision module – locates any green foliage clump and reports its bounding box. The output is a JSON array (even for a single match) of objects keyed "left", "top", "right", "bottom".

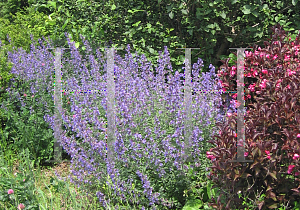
[{"left": 0, "top": 9, "right": 58, "bottom": 166}]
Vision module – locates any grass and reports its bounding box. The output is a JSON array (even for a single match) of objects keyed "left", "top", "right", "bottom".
[
  {"left": 0, "top": 153, "right": 101, "bottom": 209},
  {"left": 0, "top": 143, "right": 215, "bottom": 210}
]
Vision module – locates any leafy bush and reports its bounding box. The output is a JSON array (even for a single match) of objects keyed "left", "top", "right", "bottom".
[
  {"left": 0, "top": 34, "right": 64, "bottom": 165},
  {"left": 25, "top": 0, "right": 300, "bottom": 75},
  {"left": 0, "top": 0, "right": 30, "bottom": 22},
  {"left": 0, "top": 8, "right": 60, "bottom": 164},
  {"left": 206, "top": 24, "right": 300, "bottom": 209}
]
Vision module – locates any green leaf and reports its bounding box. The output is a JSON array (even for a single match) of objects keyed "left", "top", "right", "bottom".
[
  {"left": 275, "top": 16, "right": 280, "bottom": 22},
  {"left": 207, "top": 24, "right": 215, "bottom": 29},
  {"left": 232, "top": 0, "right": 239, "bottom": 4},
  {"left": 242, "top": 5, "right": 251, "bottom": 15},
  {"left": 111, "top": 4, "right": 116, "bottom": 10},
  {"left": 48, "top": 1, "right": 56, "bottom": 10},
  {"left": 227, "top": 37, "right": 233, "bottom": 42},
  {"left": 220, "top": 11, "right": 226, "bottom": 19},
  {"left": 169, "top": 11, "right": 174, "bottom": 19},
  {"left": 62, "top": 19, "right": 69, "bottom": 30},
  {"left": 149, "top": 48, "right": 154, "bottom": 53},
  {"left": 252, "top": 11, "right": 258, "bottom": 17},
  {"left": 292, "top": 0, "right": 298, "bottom": 6},
  {"left": 58, "top": 5, "right": 63, "bottom": 12},
  {"left": 181, "top": 9, "right": 188, "bottom": 15},
  {"left": 132, "top": 21, "right": 141, "bottom": 27},
  {"left": 182, "top": 197, "right": 203, "bottom": 210},
  {"left": 262, "top": 4, "right": 269, "bottom": 10},
  {"left": 188, "top": 29, "right": 193, "bottom": 36}
]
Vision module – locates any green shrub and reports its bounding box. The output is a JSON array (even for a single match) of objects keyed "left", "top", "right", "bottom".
[{"left": 0, "top": 9, "right": 58, "bottom": 165}]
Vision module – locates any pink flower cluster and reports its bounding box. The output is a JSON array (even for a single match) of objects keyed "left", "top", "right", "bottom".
[
  {"left": 265, "top": 149, "right": 300, "bottom": 175},
  {"left": 206, "top": 149, "right": 216, "bottom": 161},
  {"left": 7, "top": 189, "right": 25, "bottom": 209}
]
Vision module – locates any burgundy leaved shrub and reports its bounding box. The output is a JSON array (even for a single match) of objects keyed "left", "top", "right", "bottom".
[{"left": 206, "top": 24, "right": 300, "bottom": 210}]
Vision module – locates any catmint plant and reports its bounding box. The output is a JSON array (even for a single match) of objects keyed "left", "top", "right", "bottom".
[{"left": 3, "top": 33, "right": 226, "bottom": 209}]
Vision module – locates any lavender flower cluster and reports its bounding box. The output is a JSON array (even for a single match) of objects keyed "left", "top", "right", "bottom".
[{"left": 2, "top": 33, "right": 232, "bottom": 209}]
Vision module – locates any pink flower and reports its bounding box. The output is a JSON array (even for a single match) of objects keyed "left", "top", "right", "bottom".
[
  {"left": 276, "top": 83, "right": 281, "bottom": 88},
  {"left": 232, "top": 93, "right": 237, "bottom": 99},
  {"left": 73, "top": 115, "right": 76, "bottom": 118},
  {"left": 297, "top": 134, "right": 300, "bottom": 138},
  {"left": 267, "top": 155, "right": 271, "bottom": 159},
  {"left": 64, "top": 92, "right": 66, "bottom": 95},
  {"left": 289, "top": 71, "right": 296, "bottom": 76},
  {"left": 8, "top": 189, "right": 14, "bottom": 194},
  {"left": 244, "top": 152, "right": 249, "bottom": 157},
  {"left": 42, "top": 63, "right": 45, "bottom": 66},
  {"left": 273, "top": 55, "right": 278, "bottom": 60},
  {"left": 23, "top": 93, "right": 27, "bottom": 97},
  {"left": 288, "top": 165, "right": 296, "bottom": 174},
  {"left": 293, "top": 154, "right": 299, "bottom": 160},
  {"left": 247, "top": 94, "right": 251, "bottom": 99},
  {"left": 206, "top": 153, "right": 215, "bottom": 160},
  {"left": 230, "top": 70, "right": 236, "bottom": 77},
  {"left": 284, "top": 55, "right": 290, "bottom": 61},
  {"left": 31, "top": 95, "right": 34, "bottom": 98},
  {"left": 18, "top": 203, "right": 25, "bottom": 210},
  {"left": 265, "top": 150, "right": 270, "bottom": 155},
  {"left": 245, "top": 51, "right": 253, "bottom": 57},
  {"left": 262, "top": 69, "right": 268, "bottom": 74},
  {"left": 295, "top": 172, "right": 300, "bottom": 176},
  {"left": 253, "top": 70, "right": 258, "bottom": 76},
  {"left": 287, "top": 84, "right": 291, "bottom": 89},
  {"left": 266, "top": 54, "right": 270, "bottom": 59},
  {"left": 259, "top": 82, "right": 266, "bottom": 89},
  {"left": 23, "top": 179, "right": 25, "bottom": 182},
  {"left": 227, "top": 112, "right": 232, "bottom": 117},
  {"left": 248, "top": 84, "right": 256, "bottom": 92}
]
